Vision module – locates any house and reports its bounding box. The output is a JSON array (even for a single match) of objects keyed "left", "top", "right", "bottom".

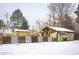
[
  {"left": 41, "top": 26, "right": 74, "bottom": 42},
  {"left": 12, "top": 29, "right": 29, "bottom": 43}
]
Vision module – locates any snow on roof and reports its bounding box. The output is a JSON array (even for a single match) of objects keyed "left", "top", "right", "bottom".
[
  {"left": 14, "top": 29, "right": 29, "bottom": 32},
  {"left": 48, "top": 26, "right": 74, "bottom": 32}
]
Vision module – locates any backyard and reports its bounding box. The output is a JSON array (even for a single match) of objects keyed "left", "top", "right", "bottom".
[{"left": 0, "top": 40, "right": 79, "bottom": 55}]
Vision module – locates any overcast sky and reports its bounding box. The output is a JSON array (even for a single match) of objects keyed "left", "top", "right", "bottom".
[{"left": 0, "top": 3, "right": 49, "bottom": 28}]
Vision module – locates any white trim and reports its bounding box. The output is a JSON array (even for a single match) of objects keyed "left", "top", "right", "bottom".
[{"left": 14, "top": 29, "right": 29, "bottom": 32}]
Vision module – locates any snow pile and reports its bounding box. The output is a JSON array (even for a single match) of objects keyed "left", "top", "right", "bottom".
[{"left": 0, "top": 41, "right": 79, "bottom": 55}]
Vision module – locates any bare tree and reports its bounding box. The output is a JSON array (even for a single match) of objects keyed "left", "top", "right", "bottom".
[
  {"left": 48, "top": 14, "right": 52, "bottom": 26},
  {"left": 48, "top": 13, "right": 57, "bottom": 27},
  {"left": 48, "top": 3, "right": 75, "bottom": 28},
  {"left": 36, "top": 20, "right": 44, "bottom": 30},
  {"left": 4, "top": 12, "right": 11, "bottom": 29}
]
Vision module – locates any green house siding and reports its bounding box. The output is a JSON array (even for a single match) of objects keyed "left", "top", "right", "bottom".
[
  {"left": 58, "top": 32, "right": 74, "bottom": 41},
  {"left": 50, "top": 31, "right": 74, "bottom": 41},
  {"left": 66, "top": 33, "right": 74, "bottom": 41},
  {"left": 58, "top": 33, "right": 64, "bottom": 41},
  {"left": 50, "top": 32, "right": 57, "bottom": 41}
]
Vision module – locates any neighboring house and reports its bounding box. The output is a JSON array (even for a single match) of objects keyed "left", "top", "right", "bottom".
[
  {"left": 0, "top": 28, "right": 30, "bottom": 44},
  {"left": 0, "top": 29, "right": 13, "bottom": 44},
  {"left": 41, "top": 26, "right": 74, "bottom": 41}
]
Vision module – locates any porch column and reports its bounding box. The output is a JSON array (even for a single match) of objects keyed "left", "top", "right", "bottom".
[{"left": 11, "top": 32, "right": 18, "bottom": 44}]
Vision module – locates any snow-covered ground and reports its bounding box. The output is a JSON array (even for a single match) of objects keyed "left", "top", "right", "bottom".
[{"left": 0, "top": 40, "right": 79, "bottom": 55}]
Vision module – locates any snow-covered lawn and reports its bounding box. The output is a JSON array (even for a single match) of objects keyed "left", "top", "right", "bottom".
[{"left": 0, "top": 40, "right": 79, "bottom": 55}]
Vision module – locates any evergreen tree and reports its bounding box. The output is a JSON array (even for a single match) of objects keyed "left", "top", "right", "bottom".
[
  {"left": 20, "top": 17, "right": 29, "bottom": 29},
  {"left": 10, "top": 9, "right": 29, "bottom": 29}
]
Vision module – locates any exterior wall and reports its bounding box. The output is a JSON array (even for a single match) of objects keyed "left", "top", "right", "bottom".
[
  {"left": 66, "top": 33, "right": 74, "bottom": 41},
  {"left": 41, "top": 27, "right": 57, "bottom": 42},
  {"left": 48, "top": 29, "right": 55, "bottom": 36},
  {"left": 50, "top": 32, "right": 57, "bottom": 38},
  {"left": 2, "top": 33, "right": 13, "bottom": 44},
  {"left": 50, "top": 31, "right": 74, "bottom": 41},
  {"left": 17, "top": 32, "right": 29, "bottom": 37},
  {"left": 11, "top": 31, "right": 29, "bottom": 43},
  {"left": 58, "top": 33, "right": 64, "bottom": 41},
  {"left": 18, "top": 36, "right": 26, "bottom": 43},
  {"left": 50, "top": 32, "right": 58, "bottom": 41}
]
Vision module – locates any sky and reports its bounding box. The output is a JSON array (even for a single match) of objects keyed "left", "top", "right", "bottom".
[{"left": 0, "top": 3, "right": 49, "bottom": 29}]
